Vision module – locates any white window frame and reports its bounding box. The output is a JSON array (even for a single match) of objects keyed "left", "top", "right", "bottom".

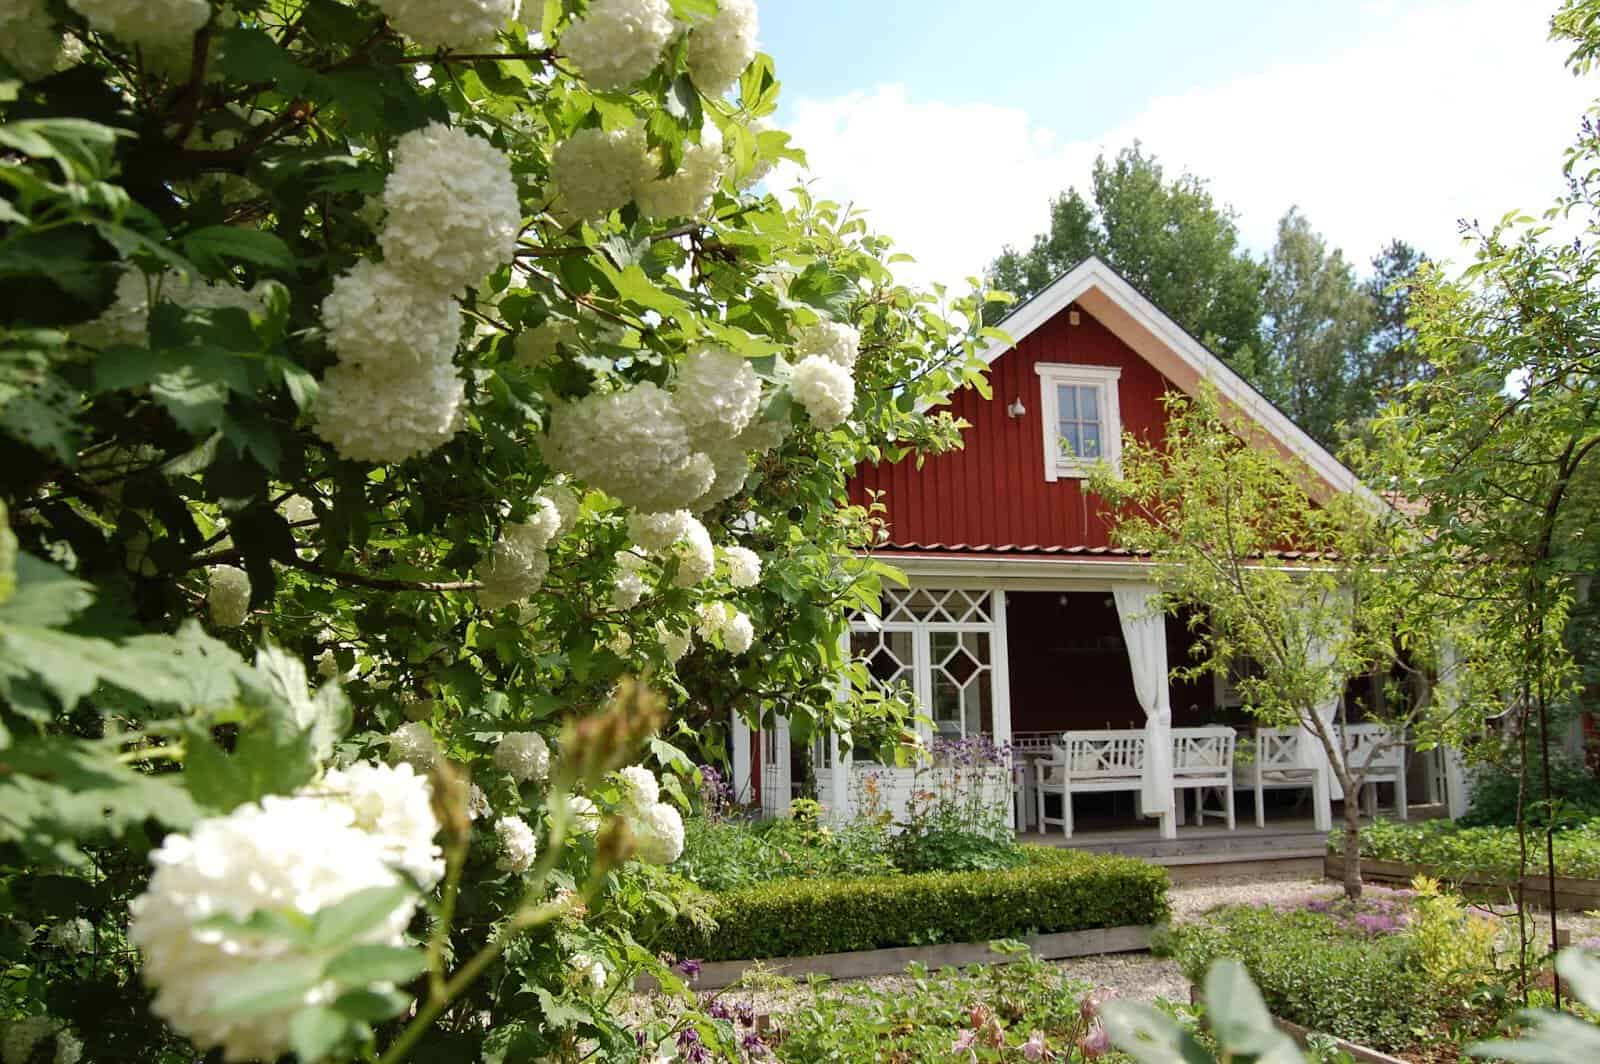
[{"left": 1034, "top": 363, "right": 1123, "bottom": 481}]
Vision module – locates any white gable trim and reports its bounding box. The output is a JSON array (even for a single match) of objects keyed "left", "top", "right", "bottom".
[{"left": 979, "top": 257, "right": 1383, "bottom": 508}]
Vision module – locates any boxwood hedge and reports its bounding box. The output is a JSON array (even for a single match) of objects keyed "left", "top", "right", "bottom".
[{"left": 660, "top": 846, "right": 1169, "bottom": 962}]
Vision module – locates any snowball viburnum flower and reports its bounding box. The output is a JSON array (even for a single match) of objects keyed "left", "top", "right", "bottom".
[
  {"left": 721, "top": 545, "right": 761, "bottom": 588},
  {"left": 629, "top": 800, "right": 684, "bottom": 865},
  {"left": 476, "top": 531, "right": 550, "bottom": 610},
  {"left": 616, "top": 765, "right": 660, "bottom": 810},
  {"left": 683, "top": 0, "right": 758, "bottom": 95},
  {"left": 494, "top": 731, "right": 551, "bottom": 782},
  {"left": 636, "top": 126, "right": 727, "bottom": 221},
  {"left": 127, "top": 796, "right": 421, "bottom": 1063},
  {"left": 542, "top": 383, "right": 715, "bottom": 512},
  {"left": 373, "top": 0, "right": 519, "bottom": 49},
  {"left": 206, "top": 566, "right": 250, "bottom": 628},
  {"left": 627, "top": 509, "right": 691, "bottom": 552},
  {"left": 721, "top": 610, "right": 755, "bottom": 655},
  {"left": 795, "top": 321, "right": 861, "bottom": 370},
  {"left": 668, "top": 515, "right": 715, "bottom": 588},
  {"left": 66, "top": 0, "right": 209, "bottom": 52},
  {"left": 387, "top": 721, "right": 441, "bottom": 770},
  {"left": 378, "top": 123, "right": 521, "bottom": 293},
  {"left": 673, "top": 344, "right": 762, "bottom": 441},
  {"left": 321, "top": 260, "right": 462, "bottom": 373},
  {"left": 538, "top": 479, "right": 582, "bottom": 535},
  {"left": 611, "top": 558, "right": 648, "bottom": 611},
  {"left": 495, "top": 815, "right": 538, "bottom": 873},
  {"left": 567, "top": 795, "right": 600, "bottom": 835},
  {"left": 549, "top": 124, "right": 656, "bottom": 222},
  {"left": 791, "top": 354, "right": 855, "bottom": 429},
  {"left": 312, "top": 762, "right": 445, "bottom": 888},
  {"left": 656, "top": 622, "right": 691, "bottom": 663},
  {"left": 313, "top": 357, "right": 465, "bottom": 464},
  {"left": 559, "top": 0, "right": 674, "bottom": 91}
]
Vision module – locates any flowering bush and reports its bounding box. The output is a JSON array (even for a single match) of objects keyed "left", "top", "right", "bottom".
[{"left": 0, "top": 0, "right": 1001, "bottom": 1059}]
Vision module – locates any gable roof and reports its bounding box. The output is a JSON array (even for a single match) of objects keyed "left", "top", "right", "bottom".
[{"left": 982, "top": 256, "right": 1383, "bottom": 508}]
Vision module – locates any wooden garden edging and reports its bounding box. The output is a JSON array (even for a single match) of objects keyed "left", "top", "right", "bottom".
[
  {"left": 640, "top": 924, "right": 1152, "bottom": 992},
  {"left": 1323, "top": 853, "right": 1600, "bottom": 911}
]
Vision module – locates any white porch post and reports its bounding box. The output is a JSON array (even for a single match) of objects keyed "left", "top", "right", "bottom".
[
  {"left": 1438, "top": 639, "right": 1473, "bottom": 820},
  {"left": 1113, "top": 584, "right": 1176, "bottom": 839},
  {"left": 991, "top": 590, "right": 1013, "bottom": 751},
  {"left": 730, "top": 708, "right": 752, "bottom": 806},
  {"left": 829, "top": 731, "right": 850, "bottom": 824}
]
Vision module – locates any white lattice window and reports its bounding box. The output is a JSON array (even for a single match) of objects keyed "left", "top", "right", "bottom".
[
  {"left": 849, "top": 588, "right": 1000, "bottom": 743},
  {"left": 1034, "top": 363, "right": 1122, "bottom": 481}
]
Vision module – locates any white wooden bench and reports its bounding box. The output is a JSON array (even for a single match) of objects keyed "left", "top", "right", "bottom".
[
  {"left": 1035, "top": 730, "right": 1145, "bottom": 838},
  {"left": 1171, "top": 726, "right": 1236, "bottom": 830},
  {"left": 1234, "top": 728, "right": 1325, "bottom": 829},
  {"left": 1343, "top": 723, "right": 1408, "bottom": 820}
]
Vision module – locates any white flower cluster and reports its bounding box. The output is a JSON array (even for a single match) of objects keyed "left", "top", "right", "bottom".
[
  {"left": 615, "top": 766, "right": 683, "bottom": 865},
  {"left": 559, "top": 0, "right": 675, "bottom": 91},
  {"left": 73, "top": 270, "right": 270, "bottom": 351},
  {"left": 611, "top": 550, "right": 649, "bottom": 610},
  {"left": 544, "top": 341, "right": 767, "bottom": 511},
  {"left": 477, "top": 502, "right": 564, "bottom": 610},
  {"left": 655, "top": 621, "right": 691, "bottom": 663},
  {"left": 549, "top": 124, "right": 657, "bottom": 222},
  {"left": 696, "top": 600, "right": 754, "bottom": 655},
  {"left": 567, "top": 794, "right": 600, "bottom": 834},
  {"left": 47, "top": 917, "right": 93, "bottom": 954},
  {"left": 2, "top": 1016, "right": 78, "bottom": 1064},
  {"left": 721, "top": 544, "right": 761, "bottom": 588},
  {"left": 1, "top": 0, "right": 65, "bottom": 81},
  {"left": 540, "top": 479, "right": 582, "bottom": 534},
  {"left": 636, "top": 125, "right": 728, "bottom": 221},
  {"left": 791, "top": 354, "right": 854, "bottom": 429},
  {"left": 375, "top": 0, "right": 519, "bottom": 49},
  {"left": 317, "top": 123, "right": 517, "bottom": 463},
  {"left": 387, "top": 721, "right": 441, "bottom": 769},
  {"left": 128, "top": 763, "right": 442, "bottom": 1062},
  {"left": 66, "top": 0, "right": 209, "bottom": 52},
  {"left": 683, "top": 0, "right": 758, "bottom": 95},
  {"left": 543, "top": 383, "right": 714, "bottom": 512},
  {"left": 378, "top": 124, "right": 521, "bottom": 293},
  {"left": 795, "top": 321, "right": 860, "bottom": 369},
  {"left": 625, "top": 510, "right": 714, "bottom": 588},
  {"left": 495, "top": 815, "right": 538, "bottom": 873},
  {"left": 206, "top": 566, "right": 250, "bottom": 628},
  {"left": 494, "top": 731, "right": 551, "bottom": 782}
]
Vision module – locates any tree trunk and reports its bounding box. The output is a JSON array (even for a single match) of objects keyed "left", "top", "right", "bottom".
[{"left": 1342, "top": 784, "right": 1364, "bottom": 900}]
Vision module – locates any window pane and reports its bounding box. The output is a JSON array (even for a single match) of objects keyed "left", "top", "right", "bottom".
[
  {"left": 1081, "top": 422, "right": 1101, "bottom": 456},
  {"left": 1060, "top": 422, "right": 1082, "bottom": 456},
  {"left": 1057, "top": 383, "right": 1077, "bottom": 419},
  {"left": 1078, "top": 385, "right": 1099, "bottom": 421}
]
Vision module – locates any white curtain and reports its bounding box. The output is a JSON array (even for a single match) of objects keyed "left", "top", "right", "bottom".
[
  {"left": 1294, "top": 592, "right": 1346, "bottom": 800},
  {"left": 1114, "top": 584, "right": 1174, "bottom": 816}
]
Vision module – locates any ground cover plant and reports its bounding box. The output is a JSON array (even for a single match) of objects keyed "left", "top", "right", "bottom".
[
  {"left": 1162, "top": 879, "right": 1511, "bottom": 1055},
  {"left": 1337, "top": 818, "right": 1600, "bottom": 882}
]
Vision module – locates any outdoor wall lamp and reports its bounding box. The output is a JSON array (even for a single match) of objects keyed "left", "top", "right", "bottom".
[{"left": 1007, "top": 397, "right": 1027, "bottom": 419}]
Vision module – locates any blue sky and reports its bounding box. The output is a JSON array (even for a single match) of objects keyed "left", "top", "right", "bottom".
[{"left": 753, "top": 1, "right": 1596, "bottom": 289}]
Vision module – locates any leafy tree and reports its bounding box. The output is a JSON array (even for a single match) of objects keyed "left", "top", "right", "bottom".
[
  {"left": 986, "top": 145, "right": 1268, "bottom": 375},
  {"left": 1093, "top": 387, "right": 1497, "bottom": 898},
  {"left": 1259, "top": 207, "right": 1374, "bottom": 447},
  {"left": 0, "top": 1, "right": 998, "bottom": 1060}
]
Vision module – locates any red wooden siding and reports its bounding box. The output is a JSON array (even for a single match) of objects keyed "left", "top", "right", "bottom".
[{"left": 849, "top": 306, "right": 1176, "bottom": 551}]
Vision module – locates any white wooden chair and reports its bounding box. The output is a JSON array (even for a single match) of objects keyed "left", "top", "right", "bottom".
[
  {"left": 1343, "top": 723, "right": 1408, "bottom": 820},
  {"left": 1234, "top": 728, "right": 1323, "bottom": 829},
  {"left": 1171, "top": 727, "right": 1236, "bottom": 830},
  {"left": 1035, "top": 730, "right": 1145, "bottom": 838}
]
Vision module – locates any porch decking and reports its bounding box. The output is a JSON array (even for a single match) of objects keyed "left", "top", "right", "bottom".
[{"left": 1020, "top": 804, "right": 1448, "bottom": 877}]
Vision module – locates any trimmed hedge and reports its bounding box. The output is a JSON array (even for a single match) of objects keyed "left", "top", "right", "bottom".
[{"left": 660, "top": 845, "right": 1169, "bottom": 962}]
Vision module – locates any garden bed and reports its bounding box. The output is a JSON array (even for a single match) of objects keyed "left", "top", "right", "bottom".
[
  {"left": 1323, "top": 853, "right": 1600, "bottom": 910},
  {"left": 661, "top": 846, "right": 1169, "bottom": 964}
]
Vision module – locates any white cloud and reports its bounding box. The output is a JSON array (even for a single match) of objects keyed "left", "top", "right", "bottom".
[{"left": 777, "top": 0, "right": 1596, "bottom": 292}]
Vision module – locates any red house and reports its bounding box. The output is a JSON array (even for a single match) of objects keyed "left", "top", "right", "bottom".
[{"left": 732, "top": 257, "right": 1468, "bottom": 841}]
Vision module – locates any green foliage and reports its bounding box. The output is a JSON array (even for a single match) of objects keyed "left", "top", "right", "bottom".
[
  {"left": 1470, "top": 947, "right": 1600, "bottom": 1062},
  {"left": 889, "top": 827, "right": 1028, "bottom": 874},
  {"left": 673, "top": 815, "right": 897, "bottom": 892},
  {"left": 1460, "top": 750, "right": 1600, "bottom": 829},
  {"left": 1338, "top": 817, "right": 1600, "bottom": 881},
  {"left": 1164, "top": 905, "right": 1447, "bottom": 1051},
  {"left": 660, "top": 846, "right": 1169, "bottom": 962},
  {"left": 1104, "top": 958, "right": 1304, "bottom": 1064},
  {"left": 1406, "top": 874, "right": 1500, "bottom": 990},
  {"left": 768, "top": 948, "right": 1125, "bottom": 1062}
]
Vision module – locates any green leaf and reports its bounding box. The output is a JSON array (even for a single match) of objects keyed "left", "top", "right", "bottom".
[
  {"left": 211, "top": 956, "right": 324, "bottom": 1018},
  {"left": 331, "top": 987, "right": 411, "bottom": 1023},
  {"left": 668, "top": 0, "right": 718, "bottom": 19},
  {"left": 181, "top": 226, "right": 295, "bottom": 273},
  {"left": 324, "top": 944, "right": 428, "bottom": 987},
  {"left": 1203, "top": 960, "right": 1303, "bottom": 1060},
  {"left": 0, "top": 554, "right": 92, "bottom": 628},
  {"left": 289, "top": 1006, "right": 351, "bottom": 1062},
  {"left": 1099, "top": 1000, "right": 1215, "bottom": 1064},
  {"left": 787, "top": 262, "right": 857, "bottom": 319},
  {"left": 309, "top": 886, "right": 415, "bottom": 949},
  {"left": 0, "top": 117, "right": 125, "bottom": 183}
]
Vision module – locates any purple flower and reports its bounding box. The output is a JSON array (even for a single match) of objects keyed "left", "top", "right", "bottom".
[
  {"left": 951, "top": 1028, "right": 978, "bottom": 1060},
  {"left": 707, "top": 999, "right": 732, "bottom": 1021},
  {"left": 677, "top": 958, "right": 703, "bottom": 978},
  {"left": 1021, "top": 1029, "right": 1050, "bottom": 1061},
  {"left": 734, "top": 1001, "right": 756, "bottom": 1028},
  {"left": 678, "top": 1027, "right": 710, "bottom": 1063},
  {"left": 1079, "top": 986, "right": 1119, "bottom": 1022},
  {"left": 1079, "top": 1023, "right": 1111, "bottom": 1060},
  {"left": 741, "top": 1031, "right": 770, "bottom": 1058}
]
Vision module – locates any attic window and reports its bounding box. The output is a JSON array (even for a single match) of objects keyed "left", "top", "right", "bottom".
[{"left": 1034, "top": 363, "right": 1122, "bottom": 481}]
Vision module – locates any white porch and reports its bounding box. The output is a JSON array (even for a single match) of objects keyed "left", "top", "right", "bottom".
[{"left": 731, "top": 566, "right": 1473, "bottom": 844}]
